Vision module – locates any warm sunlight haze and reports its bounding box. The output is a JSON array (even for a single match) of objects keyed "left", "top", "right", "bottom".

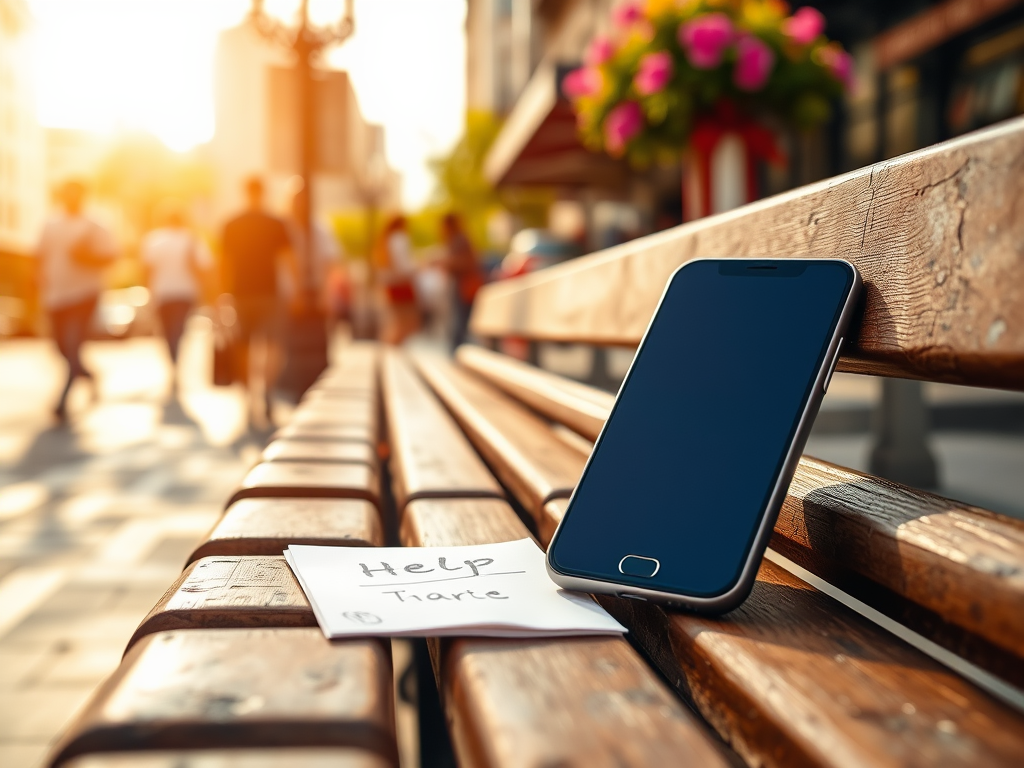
[{"left": 28, "top": 0, "right": 465, "bottom": 204}]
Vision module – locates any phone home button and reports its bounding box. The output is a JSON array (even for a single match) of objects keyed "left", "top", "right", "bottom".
[{"left": 618, "top": 555, "right": 661, "bottom": 578}]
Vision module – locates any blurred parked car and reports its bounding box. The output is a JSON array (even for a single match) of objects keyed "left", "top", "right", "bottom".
[{"left": 497, "top": 229, "right": 580, "bottom": 280}]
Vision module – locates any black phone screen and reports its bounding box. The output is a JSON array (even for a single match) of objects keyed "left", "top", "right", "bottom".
[{"left": 548, "top": 259, "right": 855, "bottom": 598}]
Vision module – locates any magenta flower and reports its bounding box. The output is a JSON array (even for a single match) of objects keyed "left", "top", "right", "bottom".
[
  {"left": 819, "top": 46, "right": 854, "bottom": 90},
  {"left": 734, "top": 35, "right": 775, "bottom": 91},
  {"left": 634, "top": 51, "right": 674, "bottom": 95},
  {"left": 783, "top": 7, "right": 826, "bottom": 45},
  {"left": 585, "top": 35, "right": 614, "bottom": 67},
  {"left": 604, "top": 101, "right": 644, "bottom": 156},
  {"left": 678, "top": 13, "right": 734, "bottom": 69},
  {"left": 612, "top": 0, "right": 644, "bottom": 28},
  {"left": 563, "top": 67, "right": 602, "bottom": 98}
]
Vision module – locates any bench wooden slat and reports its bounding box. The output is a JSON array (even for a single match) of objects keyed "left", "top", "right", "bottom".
[
  {"left": 64, "top": 749, "right": 391, "bottom": 768},
  {"left": 290, "top": 405, "right": 377, "bottom": 429},
  {"left": 48, "top": 629, "right": 396, "bottom": 767},
  {"left": 600, "top": 561, "right": 1024, "bottom": 768},
  {"left": 457, "top": 345, "right": 615, "bottom": 441},
  {"left": 187, "top": 499, "right": 382, "bottom": 564},
  {"left": 261, "top": 439, "right": 377, "bottom": 466},
  {"left": 428, "top": 355, "right": 1024, "bottom": 765},
  {"left": 226, "top": 462, "right": 380, "bottom": 509},
  {"left": 413, "top": 354, "right": 587, "bottom": 521},
  {"left": 382, "top": 350, "right": 504, "bottom": 512},
  {"left": 274, "top": 422, "right": 377, "bottom": 444},
  {"left": 126, "top": 556, "right": 314, "bottom": 650},
  {"left": 471, "top": 118, "right": 1024, "bottom": 389},
  {"left": 471, "top": 350, "right": 1024, "bottom": 682},
  {"left": 399, "top": 498, "right": 734, "bottom": 768}
]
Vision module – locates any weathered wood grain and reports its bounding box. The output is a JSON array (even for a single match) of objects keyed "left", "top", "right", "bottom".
[
  {"left": 261, "top": 439, "right": 377, "bottom": 466},
  {"left": 540, "top": 499, "right": 568, "bottom": 547},
  {"left": 456, "top": 345, "right": 614, "bottom": 442},
  {"left": 600, "top": 560, "right": 1024, "bottom": 768},
  {"left": 187, "top": 499, "right": 382, "bottom": 564},
  {"left": 274, "top": 421, "right": 377, "bottom": 445},
  {"left": 48, "top": 629, "right": 396, "bottom": 767},
  {"left": 400, "top": 498, "right": 733, "bottom": 768},
  {"left": 772, "top": 455, "right": 1024, "bottom": 685},
  {"left": 471, "top": 353, "right": 1024, "bottom": 677},
  {"left": 63, "top": 750, "right": 391, "bottom": 768},
  {"left": 226, "top": 461, "right": 380, "bottom": 509},
  {"left": 126, "top": 556, "right": 314, "bottom": 650},
  {"left": 471, "top": 118, "right": 1024, "bottom": 389},
  {"left": 413, "top": 354, "right": 588, "bottom": 521},
  {"left": 382, "top": 351, "right": 504, "bottom": 511}
]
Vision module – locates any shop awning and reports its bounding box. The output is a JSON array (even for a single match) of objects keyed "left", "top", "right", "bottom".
[{"left": 484, "top": 63, "right": 630, "bottom": 188}]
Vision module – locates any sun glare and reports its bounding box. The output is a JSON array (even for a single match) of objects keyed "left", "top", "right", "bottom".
[{"left": 30, "top": 0, "right": 249, "bottom": 152}]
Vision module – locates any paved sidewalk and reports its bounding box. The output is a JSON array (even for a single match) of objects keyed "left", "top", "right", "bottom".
[{"left": 0, "top": 322, "right": 268, "bottom": 767}]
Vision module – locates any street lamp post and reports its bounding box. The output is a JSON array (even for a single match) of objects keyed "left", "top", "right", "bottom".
[{"left": 249, "top": 0, "right": 354, "bottom": 393}]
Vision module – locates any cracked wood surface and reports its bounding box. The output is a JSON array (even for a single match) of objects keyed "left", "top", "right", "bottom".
[
  {"left": 381, "top": 351, "right": 504, "bottom": 511},
  {"left": 470, "top": 118, "right": 1024, "bottom": 389},
  {"left": 48, "top": 629, "right": 396, "bottom": 767},
  {"left": 126, "top": 556, "right": 315, "bottom": 651},
  {"left": 399, "top": 498, "right": 732, "bottom": 768},
  {"left": 187, "top": 498, "right": 382, "bottom": 564}
]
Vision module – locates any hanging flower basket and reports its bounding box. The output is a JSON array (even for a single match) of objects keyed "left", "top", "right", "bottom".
[{"left": 564, "top": 1, "right": 854, "bottom": 214}]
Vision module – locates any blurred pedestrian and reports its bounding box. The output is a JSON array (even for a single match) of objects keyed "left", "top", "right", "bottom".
[
  {"left": 438, "top": 213, "right": 483, "bottom": 353},
  {"left": 221, "top": 176, "right": 295, "bottom": 424},
  {"left": 36, "top": 179, "right": 117, "bottom": 421},
  {"left": 141, "top": 200, "right": 212, "bottom": 388},
  {"left": 372, "top": 215, "right": 419, "bottom": 345}
]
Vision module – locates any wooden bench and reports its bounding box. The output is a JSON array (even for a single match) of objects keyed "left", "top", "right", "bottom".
[
  {"left": 50, "top": 118, "right": 1024, "bottom": 767},
  {"left": 386, "top": 117, "right": 1023, "bottom": 766}
]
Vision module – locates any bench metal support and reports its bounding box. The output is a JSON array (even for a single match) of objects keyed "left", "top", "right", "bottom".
[{"left": 869, "top": 378, "right": 939, "bottom": 489}]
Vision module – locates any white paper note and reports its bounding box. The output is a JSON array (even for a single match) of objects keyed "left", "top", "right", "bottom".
[{"left": 284, "top": 538, "right": 627, "bottom": 638}]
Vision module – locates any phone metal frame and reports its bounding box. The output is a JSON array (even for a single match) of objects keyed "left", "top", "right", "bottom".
[{"left": 545, "top": 257, "right": 862, "bottom": 613}]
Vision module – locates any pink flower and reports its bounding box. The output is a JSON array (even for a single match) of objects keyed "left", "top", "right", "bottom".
[
  {"left": 563, "top": 67, "right": 602, "bottom": 98},
  {"left": 612, "top": 0, "right": 644, "bottom": 28},
  {"left": 678, "top": 13, "right": 734, "bottom": 69},
  {"left": 634, "top": 51, "right": 674, "bottom": 95},
  {"left": 604, "top": 101, "right": 644, "bottom": 156},
  {"left": 819, "top": 46, "right": 854, "bottom": 90},
  {"left": 585, "top": 36, "right": 614, "bottom": 66},
  {"left": 734, "top": 35, "right": 775, "bottom": 91},
  {"left": 783, "top": 7, "right": 826, "bottom": 46}
]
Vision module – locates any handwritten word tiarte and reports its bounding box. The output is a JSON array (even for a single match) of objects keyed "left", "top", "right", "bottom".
[
  {"left": 382, "top": 589, "right": 509, "bottom": 602},
  {"left": 359, "top": 557, "right": 495, "bottom": 578}
]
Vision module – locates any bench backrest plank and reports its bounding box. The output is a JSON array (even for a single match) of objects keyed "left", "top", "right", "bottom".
[{"left": 471, "top": 118, "right": 1024, "bottom": 389}]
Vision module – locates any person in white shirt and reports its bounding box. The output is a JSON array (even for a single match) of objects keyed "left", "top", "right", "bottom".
[
  {"left": 371, "top": 215, "right": 420, "bottom": 345},
  {"left": 36, "top": 180, "right": 117, "bottom": 420},
  {"left": 141, "top": 203, "right": 213, "bottom": 375}
]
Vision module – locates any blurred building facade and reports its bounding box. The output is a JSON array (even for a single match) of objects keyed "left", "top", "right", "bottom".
[
  {"left": 206, "top": 21, "right": 400, "bottom": 225},
  {"left": 470, "top": 0, "right": 1024, "bottom": 247},
  {"left": 0, "top": 0, "right": 45, "bottom": 256}
]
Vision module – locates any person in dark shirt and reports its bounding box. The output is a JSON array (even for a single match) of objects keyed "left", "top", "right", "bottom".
[{"left": 221, "top": 176, "right": 294, "bottom": 424}]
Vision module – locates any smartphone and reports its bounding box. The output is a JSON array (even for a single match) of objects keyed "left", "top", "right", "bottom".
[{"left": 546, "top": 258, "right": 861, "bottom": 613}]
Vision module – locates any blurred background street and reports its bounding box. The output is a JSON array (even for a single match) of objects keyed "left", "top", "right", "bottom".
[{"left": 0, "top": 322, "right": 267, "bottom": 767}]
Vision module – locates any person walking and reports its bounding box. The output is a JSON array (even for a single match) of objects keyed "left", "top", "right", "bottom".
[
  {"left": 141, "top": 201, "right": 212, "bottom": 390},
  {"left": 36, "top": 180, "right": 117, "bottom": 421},
  {"left": 372, "top": 215, "right": 419, "bottom": 345},
  {"left": 438, "top": 213, "right": 483, "bottom": 353},
  {"left": 221, "top": 177, "right": 294, "bottom": 424}
]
